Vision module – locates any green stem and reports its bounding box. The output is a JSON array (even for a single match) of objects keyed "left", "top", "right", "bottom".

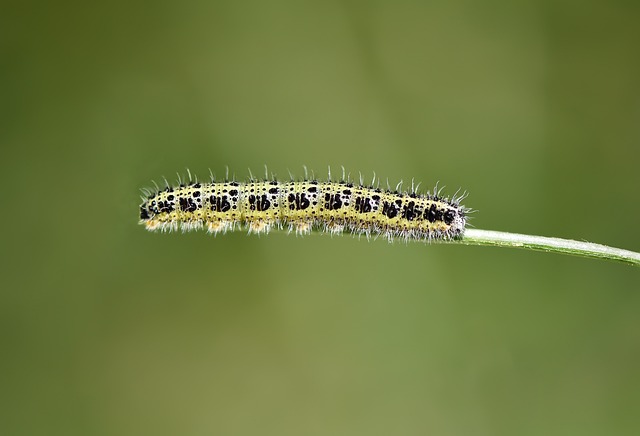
[{"left": 458, "top": 229, "right": 640, "bottom": 267}]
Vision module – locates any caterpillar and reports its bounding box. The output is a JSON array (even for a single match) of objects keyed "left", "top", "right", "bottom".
[{"left": 138, "top": 169, "right": 468, "bottom": 241}]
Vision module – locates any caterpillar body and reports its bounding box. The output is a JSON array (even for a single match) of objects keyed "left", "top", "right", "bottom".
[{"left": 139, "top": 171, "right": 468, "bottom": 241}]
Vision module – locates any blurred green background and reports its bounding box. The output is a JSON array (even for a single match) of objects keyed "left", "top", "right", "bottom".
[{"left": 1, "top": 0, "right": 639, "bottom": 435}]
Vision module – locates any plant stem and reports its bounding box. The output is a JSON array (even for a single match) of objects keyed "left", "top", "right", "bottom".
[{"left": 458, "top": 229, "right": 640, "bottom": 266}]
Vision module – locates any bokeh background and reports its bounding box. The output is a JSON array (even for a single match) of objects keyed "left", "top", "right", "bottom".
[{"left": 2, "top": 1, "right": 639, "bottom": 435}]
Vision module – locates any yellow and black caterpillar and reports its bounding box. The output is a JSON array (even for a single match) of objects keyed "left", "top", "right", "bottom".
[{"left": 139, "top": 172, "right": 467, "bottom": 241}]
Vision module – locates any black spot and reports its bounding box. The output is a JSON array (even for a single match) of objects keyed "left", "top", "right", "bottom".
[
  {"left": 269, "top": 187, "right": 278, "bottom": 194},
  {"left": 324, "top": 193, "right": 342, "bottom": 211},
  {"left": 269, "top": 180, "right": 278, "bottom": 185},
  {"left": 300, "top": 194, "right": 310, "bottom": 209},
  {"left": 289, "top": 193, "right": 310, "bottom": 210},
  {"left": 443, "top": 210, "right": 456, "bottom": 225},
  {"left": 210, "top": 195, "right": 231, "bottom": 212},
  {"left": 382, "top": 201, "right": 399, "bottom": 219},
  {"left": 355, "top": 196, "right": 372, "bottom": 213},
  {"left": 179, "top": 197, "right": 198, "bottom": 213},
  {"left": 229, "top": 182, "right": 240, "bottom": 187},
  {"left": 308, "top": 186, "right": 317, "bottom": 193},
  {"left": 259, "top": 194, "right": 271, "bottom": 211},
  {"left": 249, "top": 194, "right": 271, "bottom": 212},
  {"left": 401, "top": 201, "right": 417, "bottom": 221},
  {"left": 193, "top": 183, "right": 201, "bottom": 189},
  {"left": 343, "top": 189, "right": 352, "bottom": 195},
  {"left": 229, "top": 189, "right": 238, "bottom": 196},
  {"left": 424, "top": 204, "right": 444, "bottom": 223},
  {"left": 372, "top": 195, "right": 380, "bottom": 201},
  {"left": 167, "top": 194, "right": 175, "bottom": 201},
  {"left": 158, "top": 201, "right": 174, "bottom": 213},
  {"left": 139, "top": 207, "right": 150, "bottom": 219},
  {"left": 188, "top": 198, "right": 198, "bottom": 212},
  {"left": 425, "top": 204, "right": 436, "bottom": 222},
  {"left": 193, "top": 191, "right": 201, "bottom": 198}
]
